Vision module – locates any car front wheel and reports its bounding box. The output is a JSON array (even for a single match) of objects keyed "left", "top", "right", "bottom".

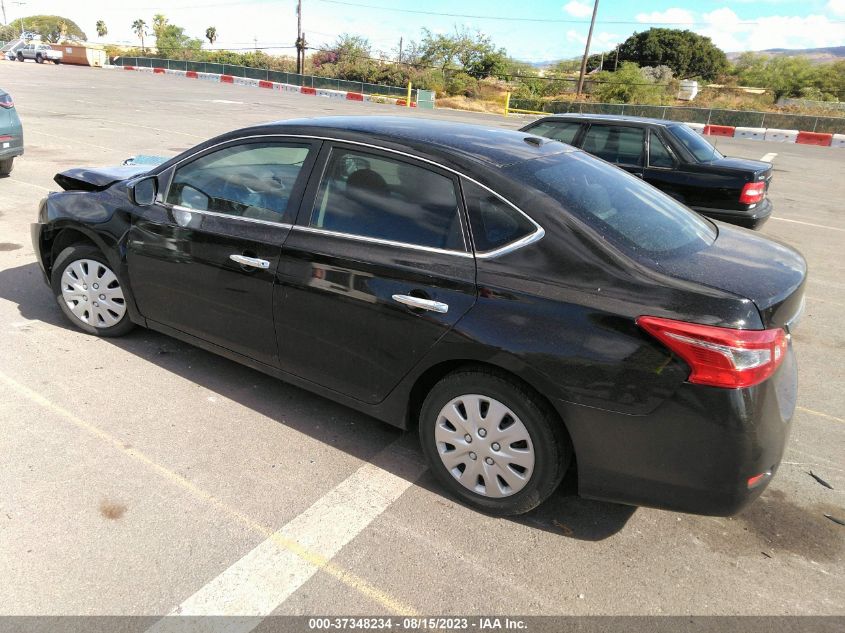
[
  {"left": 16, "top": 52, "right": 23, "bottom": 62},
  {"left": 35, "top": 53, "right": 43, "bottom": 63},
  {"left": 419, "top": 369, "right": 570, "bottom": 516},
  {"left": 51, "top": 244, "right": 134, "bottom": 337}
]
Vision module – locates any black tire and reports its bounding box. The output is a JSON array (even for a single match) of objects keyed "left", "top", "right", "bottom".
[
  {"left": 51, "top": 244, "right": 135, "bottom": 337},
  {"left": 35, "top": 54, "right": 43, "bottom": 63},
  {"left": 53, "top": 59, "right": 61, "bottom": 65},
  {"left": 0, "top": 158, "right": 12, "bottom": 176},
  {"left": 419, "top": 368, "right": 571, "bottom": 516},
  {"left": 17, "top": 52, "right": 23, "bottom": 62}
]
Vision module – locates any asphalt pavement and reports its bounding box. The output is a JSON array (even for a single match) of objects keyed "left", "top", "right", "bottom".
[{"left": 0, "top": 61, "right": 843, "bottom": 620}]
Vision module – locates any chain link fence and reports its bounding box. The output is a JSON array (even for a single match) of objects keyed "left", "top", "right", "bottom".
[
  {"left": 510, "top": 99, "right": 845, "bottom": 134},
  {"left": 113, "top": 57, "right": 408, "bottom": 98}
]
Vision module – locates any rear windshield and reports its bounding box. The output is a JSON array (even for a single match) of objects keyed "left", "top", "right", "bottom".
[
  {"left": 669, "top": 124, "right": 723, "bottom": 162},
  {"left": 505, "top": 151, "right": 716, "bottom": 260}
]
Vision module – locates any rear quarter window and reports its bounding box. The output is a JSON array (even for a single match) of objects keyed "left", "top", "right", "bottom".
[
  {"left": 461, "top": 180, "right": 537, "bottom": 253},
  {"left": 526, "top": 121, "right": 583, "bottom": 145}
]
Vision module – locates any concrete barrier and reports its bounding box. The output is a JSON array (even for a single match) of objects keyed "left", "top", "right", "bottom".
[
  {"left": 153, "top": 67, "right": 166, "bottom": 75},
  {"left": 764, "top": 129, "right": 799, "bottom": 143},
  {"left": 233, "top": 77, "right": 259, "bottom": 87},
  {"left": 796, "top": 131, "right": 833, "bottom": 147},
  {"left": 165, "top": 69, "right": 187, "bottom": 77},
  {"left": 258, "top": 80, "right": 274, "bottom": 89},
  {"left": 197, "top": 72, "right": 220, "bottom": 82},
  {"left": 346, "top": 92, "right": 364, "bottom": 101},
  {"left": 185, "top": 70, "right": 198, "bottom": 79},
  {"left": 832, "top": 134, "right": 845, "bottom": 148},
  {"left": 703, "top": 124, "right": 735, "bottom": 137},
  {"left": 316, "top": 88, "right": 346, "bottom": 99},
  {"left": 684, "top": 122, "right": 706, "bottom": 134},
  {"left": 734, "top": 127, "right": 766, "bottom": 141},
  {"left": 220, "top": 74, "right": 235, "bottom": 84},
  {"left": 300, "top": 86, "right": 317, "bottom": 95}
]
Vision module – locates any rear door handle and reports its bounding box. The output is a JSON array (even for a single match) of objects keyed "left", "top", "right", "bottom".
[
  {"left": 392, "top": 294, "right": 449, "bottom": 314},
  {"left": 230, "top": 254, "right": 270, "bottom": 269}
]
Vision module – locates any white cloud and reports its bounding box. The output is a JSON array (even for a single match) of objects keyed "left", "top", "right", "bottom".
[
  {"left": 563, "top": 2, "right": 594, "bottom": 19},
  {"left": 636, "top": 6, "right": 845, "bottom": 52},
  {"left": 827, "top": 0, "right": 845, "bottom": 17},
  {"left": 635, "top": 9, "right": 695, "bottom": 25},
  {"left": 566, "top": 29, "right": 621, "bottom": 50}
]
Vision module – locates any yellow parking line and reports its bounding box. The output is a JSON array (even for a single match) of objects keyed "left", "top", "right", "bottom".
[
  {"left": 0, "top": 369, "right": 419, "bottom": 616},
  {"left": 797, "top": 406, "right": 844, "bottom": 424}
]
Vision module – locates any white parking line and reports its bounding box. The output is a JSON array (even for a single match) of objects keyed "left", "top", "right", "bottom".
[
  {"left": 146, "top": 441, "right": 426, "bottom": 632},
  {"left": 760, "top": 152, "right": 778, "bottom": 162},
  {"left": 769, "top": 217, "right": 845, "bottom": 232}
]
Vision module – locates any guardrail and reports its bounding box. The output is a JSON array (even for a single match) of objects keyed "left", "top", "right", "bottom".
[
  {"left": 507, "top": 98, "right": 845, "bottom": 135},
  {"left": 113, "top": 57, "right": 409, "bottom": 99}
]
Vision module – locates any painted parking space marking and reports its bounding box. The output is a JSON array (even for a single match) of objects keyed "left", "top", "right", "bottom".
[
  {"left": 147, "top": 445, "right": 426, "bottom": 631},
  {"left": 0, "top": 369, "right": 421, "bottom": 618},
  {"left": 797, "top": 406, "right": 844, "bottom": 424},
  {"left": 6, "top": 178, "right": 52, "bottom": 192},
  {"left": 760, "top": 152, "right": 778, "bottom": 162},
  {"left": 769, "top": 217, "right": 845, "bottom": 232}
]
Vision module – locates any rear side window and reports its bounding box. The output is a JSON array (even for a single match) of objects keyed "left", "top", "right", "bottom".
[
  {"left": 527, "top": 121, "right": 583, "bottom": 145},
  {"left": 582, "top": 125, "right": 645, "bottom": 167},
  {"left": 462, "top": 180, "right": 536, "bottom": 252},
  {"left": 504, "top": 152, "right": 716, "bottom": 259},
  {"left": 310, "top": 148, "right": 465, "bottom": 251},
  {"left": 670, "top": 124, "right": 723, "bottom": 162}
]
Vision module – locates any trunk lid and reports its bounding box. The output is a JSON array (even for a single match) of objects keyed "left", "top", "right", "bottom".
[
  {"left": 54, "top": 165, "right": 151, "bottom": 192},
  {"left": 658, "top": 223, "right": 806, "bottom": 330}
]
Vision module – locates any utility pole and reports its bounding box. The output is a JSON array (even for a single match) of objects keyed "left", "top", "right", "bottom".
[
  {"left": 253, "top": 35, "right": 257, "bottom": 51},
  {"left": 614, "top": 43, "right": 619, "bottom": 71},
  {"left": 1, "top": 1, "right": 7, "bottom": 27},
  {"left": 576, "top": 0, "right": 599, "bottom": 96},
  {"left": 296, "top": 0, "right": 303, "bottom": 75},
  {"left": 398, "top": 36, "right": 403, "bottom": 64}
]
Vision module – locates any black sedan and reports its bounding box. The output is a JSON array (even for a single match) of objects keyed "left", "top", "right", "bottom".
[
  {"left": 521, "top": 114, "right": 774, "bottom": 229},
  {"left": 31, "top": 116, "right": 806, "bottom": 516}
]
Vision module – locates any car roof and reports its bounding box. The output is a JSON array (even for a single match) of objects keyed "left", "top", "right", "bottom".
[
  {"left": 536, "top": 113, "right": 680, "bottom": 127},
  {"left": 233, "top": 116, "right": 575, "bottom": 168}
]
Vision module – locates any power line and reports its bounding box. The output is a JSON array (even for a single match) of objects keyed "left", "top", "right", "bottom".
[{"left": 311, "top": 0, "right": 845, "bottom": 25}]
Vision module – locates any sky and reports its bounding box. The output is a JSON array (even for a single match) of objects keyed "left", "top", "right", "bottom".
[{"left": 3, "top": 0, "right": 845, "bottom": 62}]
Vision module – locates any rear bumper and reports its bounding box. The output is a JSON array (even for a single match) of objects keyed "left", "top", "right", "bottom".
[
  {"left": 694, "top": 198, "right": 772, "bottom": 230},
  {"left": 0, "top": 136, "right": 23, "bottom": 160},
  {"left": 561, "top": 343, "right": 797, "bottom": 516},
  {"left": 31, "top": 221, "right": 50, "bottom": 285}
]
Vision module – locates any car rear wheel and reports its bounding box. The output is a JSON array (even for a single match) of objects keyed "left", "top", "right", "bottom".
[
  {"left": 51, "top": 245, "right": 134, "bottom": 337},
  {"left": 53, "top": 59, "right": 61, "bottom": 65},
  {"left": 419, "top": 369, "right": 570, "bottom": 516},
  {"left": 0, "top": 158, "right": 12, "bottom": 176},
  {"left": 35, "top": 53, "right": 43, "bottom": 63}
]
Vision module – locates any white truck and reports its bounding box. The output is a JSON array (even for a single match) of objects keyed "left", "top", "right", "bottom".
[{"left": 16, "top": 42, "right": 62, "bottom": 64}]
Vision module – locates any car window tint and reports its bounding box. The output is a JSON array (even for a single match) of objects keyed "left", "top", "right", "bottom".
[
  {"left": 504, "top": 152, "right": 715, "bottom": 260},
  {"left": 166, "top": 143, "right": 310, "bottom": 223},
  {"left": 649, "top": 132, "right": 674, "bottom": 168},
  {"left": 310, "top": 148, "right": 465, "bottom": 251},
  {"left": 527, "top": 121, "right": 582, "bottom": 145},
  {"left": 582, "top": 125, "right": 645, "bottom": 167},
  {"left": 462, "top": 180, "right": 536, "bottom": 252},
  {"left": 670, "top": 124, "right": 723, "bottom": 162}
]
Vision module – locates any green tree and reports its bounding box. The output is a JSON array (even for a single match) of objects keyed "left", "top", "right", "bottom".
[
  {"left": 8, "top": 15, "right": 87, "bottom": 42},
  {"left": 132, "top": 19, "right": 147, "bottom": 52},
  {"left": 152, "top": 14, "right": 168, "bottom": 40},
  {"left": 156, "top": 23, "right": 203, "bottom": 58},
  {"left": 735, "top": 54, "right": 816, "bottom": 100},
  {"left": 590, "top": 62, "right": 666, "bottom": 104},
  {"left": 96, "top": 20, "right": 108, "bottom": 38},
  {"left": 205, "top": 26, "right": 217, "bottom": 46},
  {"left": 612, "top": 28, "right": 728, "bottom": 80}
]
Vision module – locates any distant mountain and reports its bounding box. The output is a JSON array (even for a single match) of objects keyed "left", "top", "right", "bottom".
[{"left": 727, "top": 46, "right": 845, "bottom": 64}]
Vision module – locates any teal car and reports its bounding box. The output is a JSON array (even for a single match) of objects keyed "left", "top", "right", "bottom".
[{"left": 0, "top": 88, "right": 23, "bottom": 176}]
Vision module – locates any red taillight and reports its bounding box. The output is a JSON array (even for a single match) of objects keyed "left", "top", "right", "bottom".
[
  {"left": 637, "top": 316, "right": 788, "bottom": 389},
  {"left": 739, "top": 181, "right": 765, "bottom": 205},
  {"left": 0, "top": 96, "right": 13, "bottom": 109}
]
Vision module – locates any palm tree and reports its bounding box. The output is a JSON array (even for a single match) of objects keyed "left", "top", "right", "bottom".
[
  {"left": 96, "top": 20, "right": 108, "bottom": 38},
  {"left": 205, "top": 26, "right": 217, "bottom": 46},
  {"left": 132, "top": 19, "right": 147, "bottom": 53}
]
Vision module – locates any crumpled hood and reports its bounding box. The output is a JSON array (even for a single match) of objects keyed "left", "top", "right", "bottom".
[{"left": 54, "top": 165, "right": 151, "bottom": 191}]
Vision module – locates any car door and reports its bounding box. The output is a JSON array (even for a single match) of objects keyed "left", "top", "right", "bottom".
[
  {"left": 126, "top": 138, "right": 320, "bottom": 367},
  {"left": 580, "top": 123, "right": 645, "bottom": 178},
  {"left": 275, "top": 142, "right": 477, "bottom": 404}
]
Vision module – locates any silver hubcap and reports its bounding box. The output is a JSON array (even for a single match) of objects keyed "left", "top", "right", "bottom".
[
  {"left": 434, "top": 394, "right": 535, "bottom": 498},
  {"left": 61, "top": 259, "right": 126, "bottom": 328}
]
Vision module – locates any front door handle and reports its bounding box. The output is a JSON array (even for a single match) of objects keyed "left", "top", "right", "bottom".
[
  {"left": 230, "top": 254, "right": 270, "bottom": 269},
  {"left": 392, "top": 294, "right": 449, "bottom": 314}
]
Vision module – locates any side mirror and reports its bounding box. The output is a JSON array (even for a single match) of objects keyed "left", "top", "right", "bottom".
[{"left": 129, "top": 176, "right": 157, "bottom": 206}]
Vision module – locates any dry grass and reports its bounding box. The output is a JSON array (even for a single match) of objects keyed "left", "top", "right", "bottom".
[{"left": 436, "top": 95, "right": 506, "bottom": 114}]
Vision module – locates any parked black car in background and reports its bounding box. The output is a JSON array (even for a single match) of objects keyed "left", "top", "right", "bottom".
[
  {"left": 32, "top": 117, "right": 805, "bottom": 516},
  {"left": 521, "top": 114, "right": 774, "bottom": 229}
]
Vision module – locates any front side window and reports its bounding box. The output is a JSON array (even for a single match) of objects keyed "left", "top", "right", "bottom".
[
  {"left": 582, "top": 125, "right": 645, "bottom": 167},
  {"left": 527, "top": 121, "right": 583, "bottom": 145},
  {"left": 310, "top": 148, "right": 465, "bottom": 251},
  {"left": 166, "top": 142, "right": 310, "bottom": 223},
  {"left": 504, "top": 152, "right": 716, "bottom": 260},
  {"left": 462, "top": 180, "right": 536, "bottom": 252}
]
